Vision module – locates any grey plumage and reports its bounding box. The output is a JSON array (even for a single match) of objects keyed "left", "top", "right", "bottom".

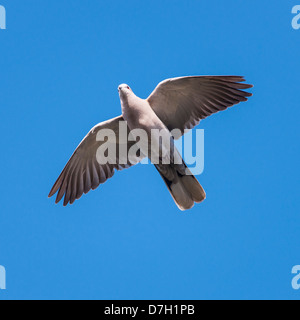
[{"left": 49, "top": 76, "right": 252, "bottom": 210}]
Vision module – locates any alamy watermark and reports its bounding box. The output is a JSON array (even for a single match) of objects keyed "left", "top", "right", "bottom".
[
  {"left": 0, "top": 265, "right": 6, "bottom": 290},
  {"left": 0, "top": 5, "right": 6, "bottom": 29},
  {"left": 292, "top": 5, "right": 300, "bottom": 29},
  {"left": 95, "top": 123, "right": 204, "bottom": 175},
  {"left": 292, "top": 265, "right": 300, "bottom": 290}
]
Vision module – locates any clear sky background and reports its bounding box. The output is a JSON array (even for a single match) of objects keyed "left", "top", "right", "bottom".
[{"left": 0, "top": 0, "right": 299, "bottom": 300}]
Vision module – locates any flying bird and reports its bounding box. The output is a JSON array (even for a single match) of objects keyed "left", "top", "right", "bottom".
[{"left": 48, "top": 76, "right": 253, "bottom": 210}]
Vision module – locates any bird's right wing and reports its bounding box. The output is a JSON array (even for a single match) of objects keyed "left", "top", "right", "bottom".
[
  {"left": 147, "top": 76, "right": 253, "bottom": 138},
  {"left": 48, "top": 115, "right": 144, "bottom": 206}
]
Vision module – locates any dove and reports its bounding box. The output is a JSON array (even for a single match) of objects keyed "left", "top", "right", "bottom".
[{"left": 48, "top": 76, "right": 253, "bottom": 210}]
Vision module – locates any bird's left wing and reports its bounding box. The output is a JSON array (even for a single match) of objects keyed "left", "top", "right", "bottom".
[
  {"left": 147, "top": 76, "right": 253, "bottom": 138},
  {"left": 48, "top": 115, "right": 144, "bottom": 206}
]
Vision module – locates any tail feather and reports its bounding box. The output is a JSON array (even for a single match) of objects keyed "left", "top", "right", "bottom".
[
  {"left": 155, "top": 163, "right": 206, "bottom": 211},
  {"left": 180, "top": 174, "right": 206, "bottom": 203}
]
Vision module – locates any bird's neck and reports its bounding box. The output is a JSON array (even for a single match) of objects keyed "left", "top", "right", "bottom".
[{"left": 120, "top": 92, "right": 138, "bottom": 113}]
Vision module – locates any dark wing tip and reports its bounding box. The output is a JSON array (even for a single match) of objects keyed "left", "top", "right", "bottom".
[
  {"left": 63, "top": 194, "right": 69, "bottom": 206},
  {"left": 243, "top": 83, "right": 254, "bottom": 89},
  {"left": 48, "top": 169, "right": 66, "bottom": 198},
  {"left": 48, "top": 187, "right": 56, "bottom": 198},
  {"left": 235, "top": 76, "right": 253, "bottom": 89}
]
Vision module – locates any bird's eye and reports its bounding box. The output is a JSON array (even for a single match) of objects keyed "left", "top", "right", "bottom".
[{"left": 127, "top": 86, "right": 130, "bottom": 90}]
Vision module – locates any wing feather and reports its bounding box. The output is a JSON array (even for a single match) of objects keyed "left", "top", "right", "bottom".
[
  {"left": 147, "top": 76, "right": 253, "bottom": 137},
  {"left": 49, "top": 115, "right": 144, "bottom": 206}
]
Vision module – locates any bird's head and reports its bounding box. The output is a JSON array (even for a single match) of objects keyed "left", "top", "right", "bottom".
[{"left": 118, "top": 84, "right": 132, "bottom": 97}]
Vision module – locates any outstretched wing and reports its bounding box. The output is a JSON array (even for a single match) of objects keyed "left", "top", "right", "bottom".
[
  {"left": 147, "top": 76, "right": 253, "bottom": 138},
  {"left": 48, "top": 115, "right": 144, "bottom": 206}
]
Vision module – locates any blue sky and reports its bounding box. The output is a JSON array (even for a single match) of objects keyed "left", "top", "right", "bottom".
[{"left": 0, "top": 0, "right": 300, "bottom": 300}]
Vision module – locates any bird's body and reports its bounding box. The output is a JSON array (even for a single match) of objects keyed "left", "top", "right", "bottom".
[
  {"left": 49, "top": 76, "right": 253, "bottom": 210},
  {"left": 119, "top": 84, "right": 202, "bottom": 209},
  {"left": 119, "top": 85, "right": 174, "bottom": 165}
]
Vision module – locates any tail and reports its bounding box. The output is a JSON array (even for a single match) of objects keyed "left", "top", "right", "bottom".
[{"left": 155, "top": 162, "right": 206, "bottom": 211}]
